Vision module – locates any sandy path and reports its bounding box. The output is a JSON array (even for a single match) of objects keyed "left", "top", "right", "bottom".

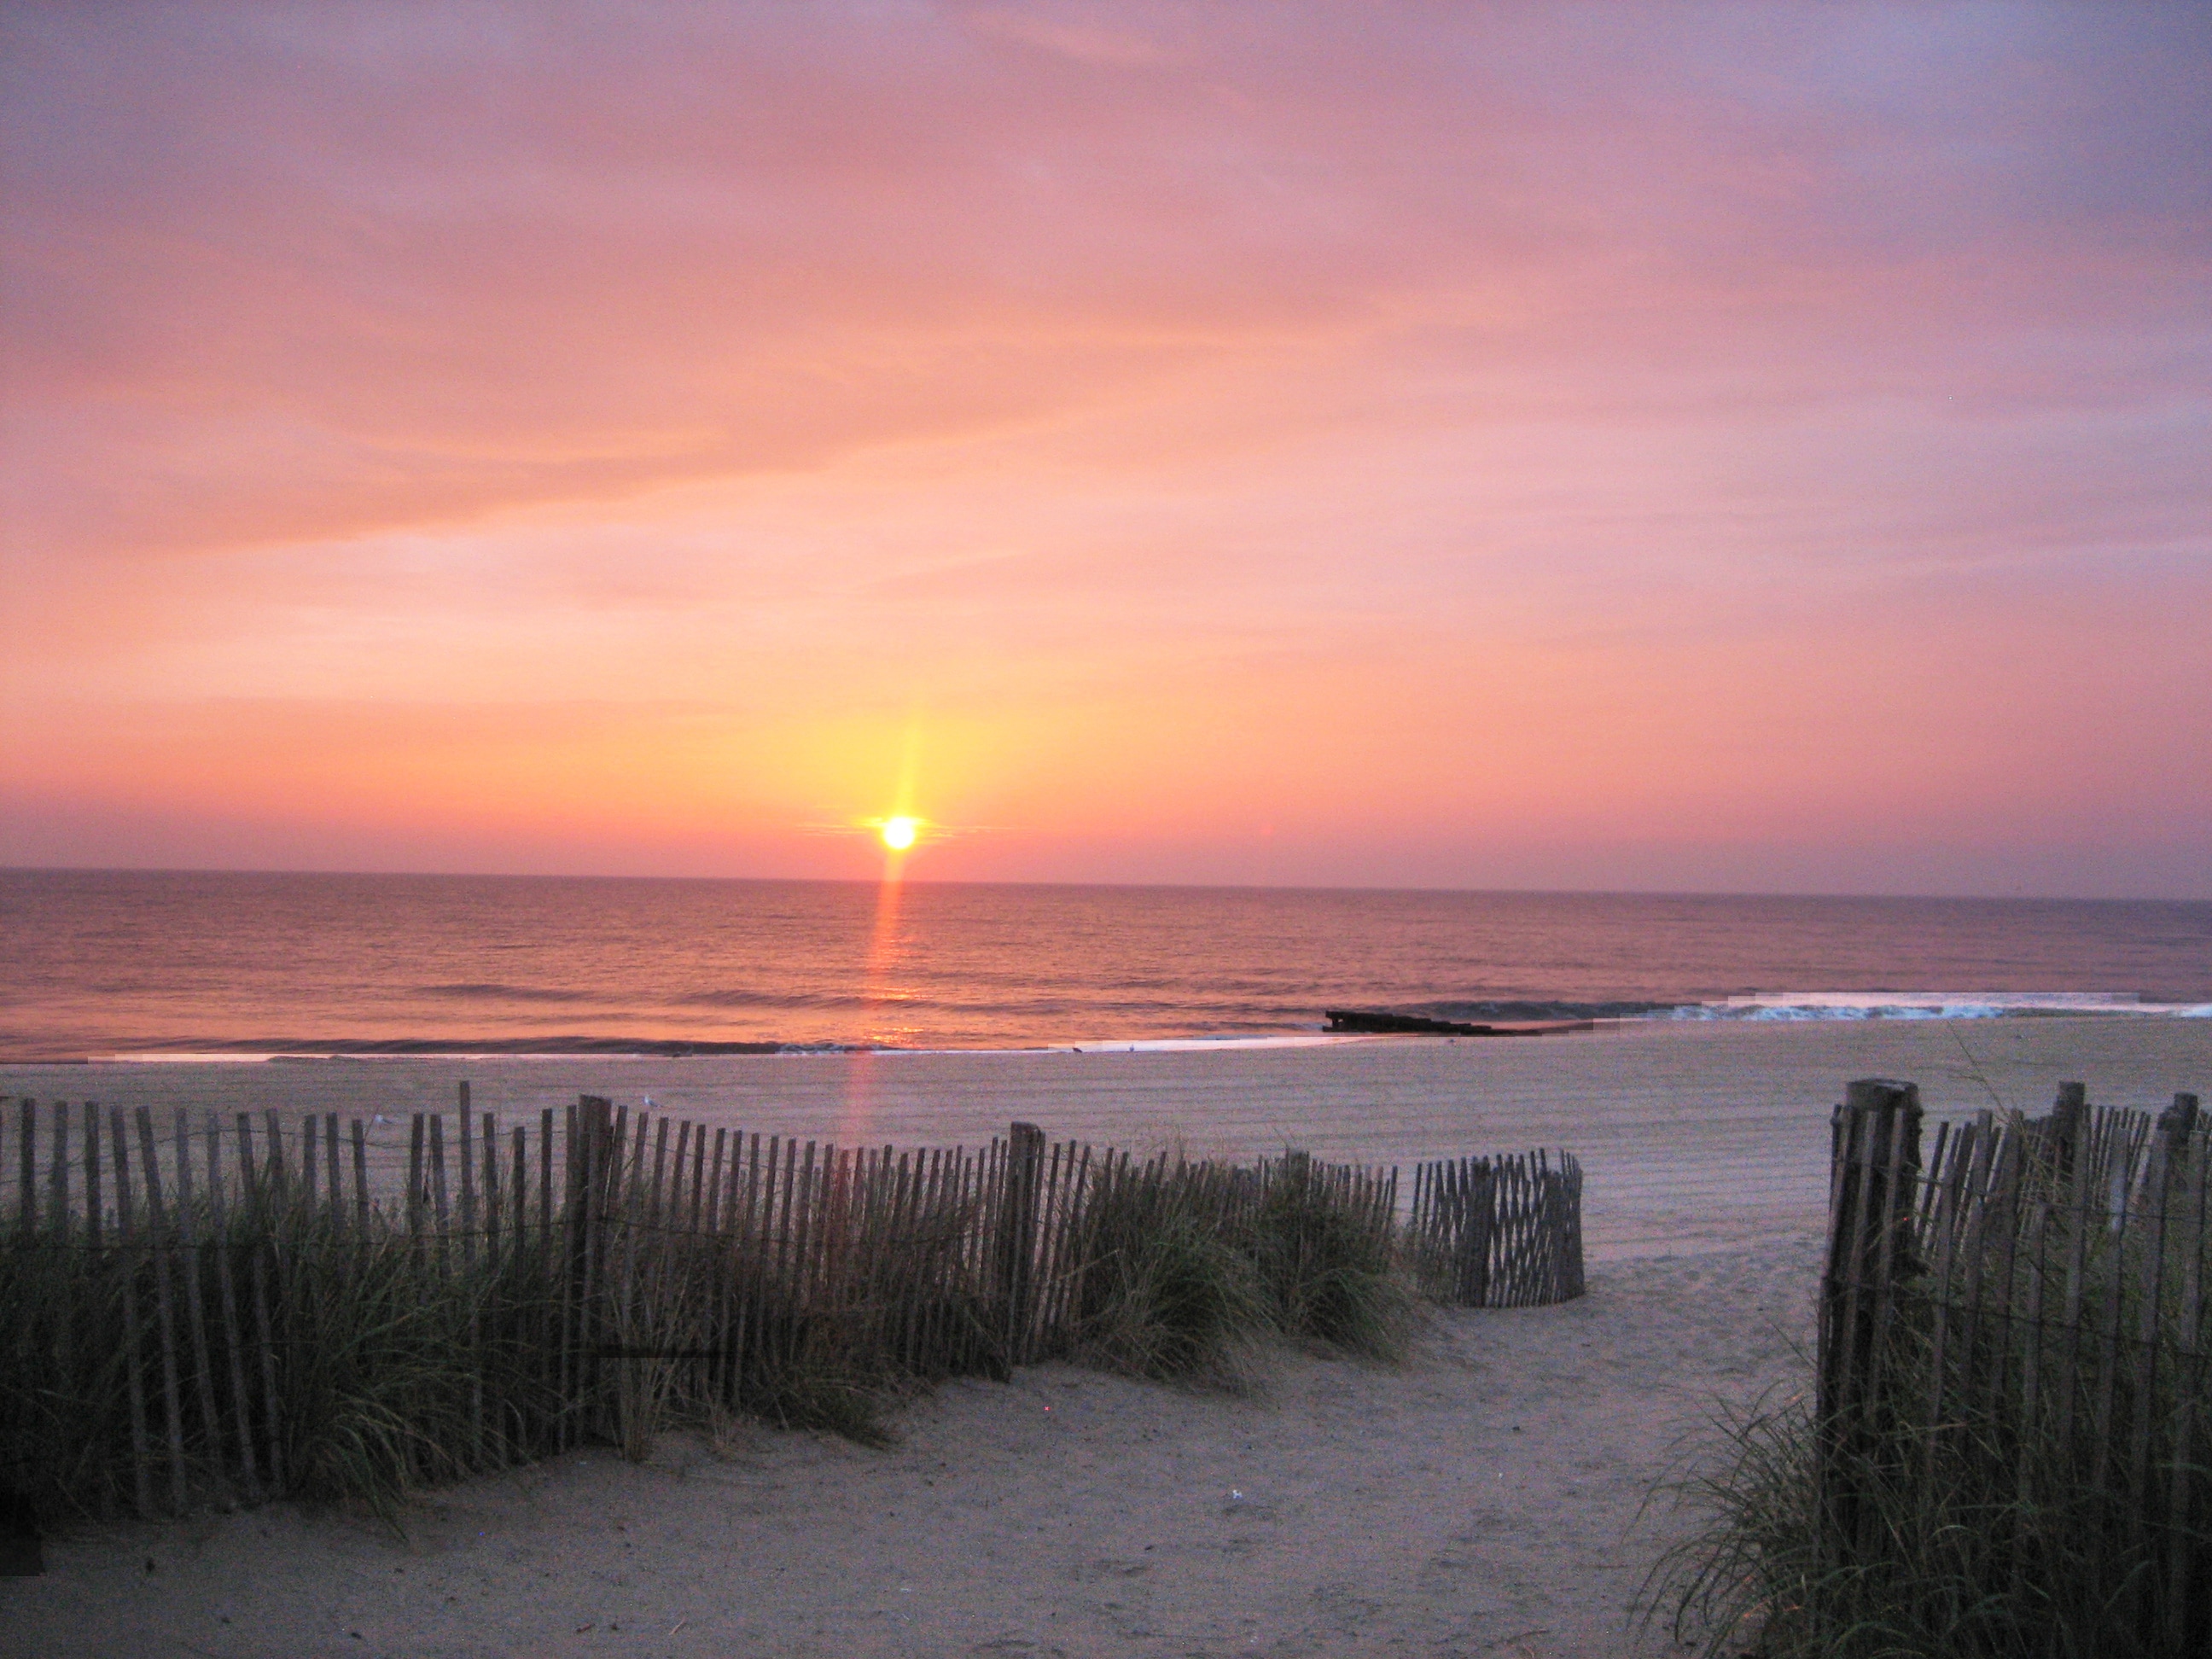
[{"left": 1, "top": 1237, "right": 1820, "bottom": 1658}]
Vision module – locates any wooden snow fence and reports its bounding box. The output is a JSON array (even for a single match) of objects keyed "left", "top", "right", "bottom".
[
  {"left": 0, "top": 1096, "right": 1585, "bottom": 1522},
  {"left": 1818, "top": 1078, "right": 2210, "bottom": 1655},
  {"left": 1406, "top": 1150, "right": 1585, "bottom": 1307}
]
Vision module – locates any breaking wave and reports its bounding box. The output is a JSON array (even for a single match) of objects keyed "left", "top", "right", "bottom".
[{"left": 1416, "top": 992, "right": 2211, "bottom": 1024}]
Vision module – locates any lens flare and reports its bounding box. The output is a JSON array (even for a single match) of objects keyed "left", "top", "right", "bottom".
[{"left": 880, "top": 815, "right": 919, "bottom": 851}]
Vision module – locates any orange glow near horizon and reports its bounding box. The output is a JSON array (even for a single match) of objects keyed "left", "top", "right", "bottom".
[{"left": 3, "top": 8, "right": 2208, "bottom": 899}]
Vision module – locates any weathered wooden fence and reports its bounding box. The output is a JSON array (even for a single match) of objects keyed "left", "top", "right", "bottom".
[
  {"left": 0, "top": 1094, "right": 1583, "bottom": 1522},
  {"left": 1406, "top": 1150, "right": 1584, "bottom": 1307},
  {"left": 1819, "top": 1078, "right": 2210, "bottom": 1654}
]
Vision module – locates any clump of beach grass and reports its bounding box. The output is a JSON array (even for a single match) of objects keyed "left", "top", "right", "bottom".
[
  {"left": 1067, "top": 1161, "right": 1269, "bottom": 1389},
  {"left": 1649, "top": 1392, "right": 2205, "bottom": 1659},
  {"left": 724, "top": 1319, "right": 903, "bottom": 1448},
  {"left": 264, "top": 1204, "right": 558, "bottom": 1526},
  {"left": 1062, "top": 1147, "right": 1415, "bottom": 1386},
  {"left": 1252, "top": 1150, "right": 1418, "bottom": 1361}
]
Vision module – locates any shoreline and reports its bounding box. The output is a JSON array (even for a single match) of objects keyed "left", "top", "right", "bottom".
[
  {"left": 9, "top": 1003, "right": 2211, "bottom": 1069},
  {"left": 15, "top": 1031, "right": 1401, "bottom": 1065}
]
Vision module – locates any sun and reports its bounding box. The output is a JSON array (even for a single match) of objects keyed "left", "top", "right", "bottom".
[{"left": 879, "top": 815, "right": 919, "bottom": 851}]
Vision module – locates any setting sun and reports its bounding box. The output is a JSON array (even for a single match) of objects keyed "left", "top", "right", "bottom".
[{"left": 880, "top": 816, "right": 919, "bottom": 852}]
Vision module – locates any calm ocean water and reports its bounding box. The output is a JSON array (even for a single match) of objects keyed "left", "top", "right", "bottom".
[{"left": 2, "top": 870, "right": 2208, "bottom": 1060}]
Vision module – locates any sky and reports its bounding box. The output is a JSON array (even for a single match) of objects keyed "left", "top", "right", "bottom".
[{"left": 2, "top": 2, "right": 2207, "bottom": 898}]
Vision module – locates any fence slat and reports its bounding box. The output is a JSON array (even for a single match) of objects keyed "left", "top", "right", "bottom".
[
  {"left": 2124, "top": 1135, "right": 2171, "bottom": 1626},
  {"left": 131, "top": 1110, "right": 189, "bottom": 1512},
  {"left": 202, "top": 1115, "right": 260, "bottom": 1499},
  {"left": 84, "top": 1105, "right": 103, "bottom": 1246},
  {"left": 2170, "top": 1126, "right": 2209, "bottom": 1651},
  {"left": 2087, "top": 1136, "right": 2134, "bottom": 1503},
  {"left": 15, "top": 1098, "right": 34, "bottom": 1236},
  {"left": 46, "top": 1103, "right": 73, "bottom": 1437},
  {"left": 458, "top": 1096, "right": 477, "bottom": 1269},
  {"left": 480, "top": 1113, "right": 501, "bottom": 1255},
  {"left": 513, "top": 1121, "right": 533, "bottom": 1441},
  {"left": 350, "top": 1119, "right": 370, "bottom": 1232},
  {"left": 108, "top": 1107, "right": 155, "bottom": 1519},
  {"left": 429, "top": 1112, "right": 451, "bottom": 1280},
  {"left": 171, "top": 1109, "right": 230, "bottom": 1508},
  {"left": 240, "top": 1113, "right": 284, "bottom": 1492},
  {"left": 461, "top": 1103, "right": 482, "bottom": 1468},
  {"left": 47, "top": 1101, "right": 69, "bottom": 1238},
  {"left": 2011, "top": 1188, "right": 2052, "bottom": 1533},
  {"left": 406, "top": 1115, "right": 425, "bottom": 1243},
  {"left": 650, "top": 1116, "right": 672, "bottom": 1230}
]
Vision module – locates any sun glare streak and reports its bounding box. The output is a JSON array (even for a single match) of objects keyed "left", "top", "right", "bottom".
[
  {"left": 843, "top": 738, "right": 928, "bottom": 1137},
  {"left": 837, "top": 863, "right": 907, "bottom": 1143}
]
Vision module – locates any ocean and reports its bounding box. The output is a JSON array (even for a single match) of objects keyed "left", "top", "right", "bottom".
[{"left": 2, "top": 869, "right": 2208, "bottom": 1061}]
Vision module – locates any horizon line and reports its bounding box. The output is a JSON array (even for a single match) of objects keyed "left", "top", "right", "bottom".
[{"left": 3, "top": 862, "right": 2205, "bottom": 909}]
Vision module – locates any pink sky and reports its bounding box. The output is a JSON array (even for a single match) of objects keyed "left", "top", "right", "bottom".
[{"left": 3, "top": 3, "right": 2207, "bottom": 897}]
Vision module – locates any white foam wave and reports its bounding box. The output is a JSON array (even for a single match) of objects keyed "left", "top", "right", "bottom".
[
  {"left": 871, "top": 1033, "right": 1384, "bottom": 1056},
  {"left": 1051, "top": 1033, "right": 1382, "bottom": 1054},
  {"left": 1668, "top": 992, "right": 2210, "bottom": 1022}
]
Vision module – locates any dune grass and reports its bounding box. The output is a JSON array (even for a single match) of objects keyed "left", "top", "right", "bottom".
[
  {"left": 1651, "top": 1388, "right": 2209, "bottom": 1659},
  {"left": 2, "top": 1138, "right": 1441, "bottom": 1528},
  {"left": 1065, "top": 1160, "right": 1272, "bottom": 1388},
  {"left": 1649, "top": 1204, "right": 2211, "bottom": 1659},
  {"left": 0, "top": 1192, "right": 567, "bottom": 1530},
  {"left": 260, "top": 1211, "right": 561, "bottom": 1524},
  {"left": 1065, "top": 1149, "right": 1416, "bottom": 1387},
  {"left": 1251, "top": 1150, "right": 1417, "bottom": 1362}
]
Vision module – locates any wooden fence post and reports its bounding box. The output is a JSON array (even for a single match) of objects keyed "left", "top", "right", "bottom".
[
  {"left": 1560, "top": 1154, "right": 1586, "bottom": 1301},
  {"left": 1816, "top": 1077, "right": 1924, "bottom": 1558},
  {"left": 2049, "top": 1080, "right": 2087, "bottom": 1184},
  {"left": 1461, "top": 1158, "right": 1495, "bottom": 1307},
  {"left": 2161, "top": 1093, "right": 2200, "bottom": 1170},
  {"left": 995, "top": 1122, "right": 1046, "bottom": 1375}
]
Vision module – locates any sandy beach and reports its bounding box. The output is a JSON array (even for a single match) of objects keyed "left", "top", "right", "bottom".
[
  {"left": 4, "top": 1017, "right": 2207, "bottom": 1656},
  {"left": 8, "top": 1015, "right": 2207, "bottom": 1258}
]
